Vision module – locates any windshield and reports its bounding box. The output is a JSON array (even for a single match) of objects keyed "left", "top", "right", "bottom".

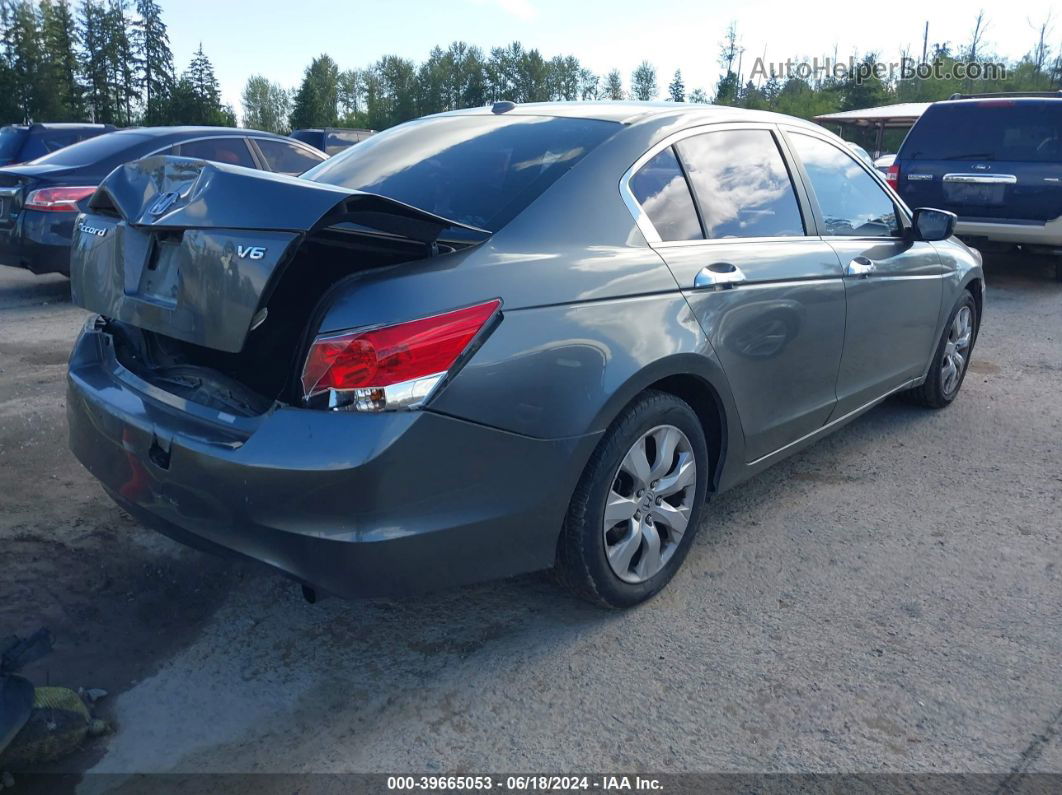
[
  {"left": 901, "top": 101, "right": 1062, "bottom": 162},
  {"left": 0, "top": 127, "right": 27, "bottom": 160},
  {"left": 302, "top": 114, "right": 619, "bottom": 231},
  {"left": 29, "top": 131, "right": 151, "bottom": 167}
]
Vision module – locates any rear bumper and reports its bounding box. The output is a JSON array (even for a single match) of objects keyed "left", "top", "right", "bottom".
[
  {"left": 0, "top": 210, "right": 75, "bottom": 275},
  {"left": 954, "top": 214, "right": 1062, "bottom": 247},
  {"left": 67, "top": 320, "right": 598, "bottom": 598}
]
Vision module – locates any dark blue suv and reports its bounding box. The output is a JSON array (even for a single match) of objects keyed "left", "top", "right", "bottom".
[
  {"left": 890, "top": 92, "right": 1062, "bottom": 279},
  {"left": 0, "top": 123, "right": 115, "bottom": 166}
]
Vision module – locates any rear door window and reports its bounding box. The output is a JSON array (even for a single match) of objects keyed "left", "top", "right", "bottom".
[
  {"left": 628, "top": 147, "right": 702, "bottom": 241},
  {"left": 676, "top": 129, "right": 805, "bottom": 238},
  {"left": 253, "top": 138, "right": 324, "bottom": 175},
  {"left": 178, "top": 137, "right": 256, "bottom": 168},
  {"left": 901, "top": 102, "right": 1062, "bottom": 162},
  {"left": 790, "top": 133, "right": 900, "bottom": 237}
]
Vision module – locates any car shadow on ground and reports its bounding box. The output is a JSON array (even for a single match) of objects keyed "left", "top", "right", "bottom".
[{"left": 0, "top": 266, "right": 71, "bottom": 310}]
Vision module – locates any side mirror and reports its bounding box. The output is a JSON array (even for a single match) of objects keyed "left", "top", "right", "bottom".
[{"left": 911, "top": 207, "right": 957, "bottom": 242}]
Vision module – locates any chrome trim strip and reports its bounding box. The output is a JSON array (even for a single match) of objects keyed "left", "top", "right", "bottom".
[
  {"left": 747, "top": 377, "right": 921, "bottom": 466},
  {"left": 942, "top": 173, "right": 1017, "bottom": 184},
  {"left": 653, "top": 235, "right": 811, "bottom": 248},
  {"left": 863, "top": 273, "right": 944, "bottom": 281},
  {"left": 683, "top": 277, "right": 839, "bottom": 293}
]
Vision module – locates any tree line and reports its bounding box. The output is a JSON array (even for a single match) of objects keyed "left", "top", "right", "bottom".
[
  {"left": 248, "top": 12, "right": 1061, "bottom": 148},
  {"left": 1, "top": 1, "right": 1059, "bottom": 150},
  {"left": 0, "top": 0, "right": 234, "bottom": 126}
]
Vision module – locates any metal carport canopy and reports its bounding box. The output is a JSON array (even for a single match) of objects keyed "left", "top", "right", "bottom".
[{"left": 813, "top": 102, "right": 932, "bottom": 155}]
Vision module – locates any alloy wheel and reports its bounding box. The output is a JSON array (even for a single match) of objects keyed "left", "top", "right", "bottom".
[
  {"left": 941, "top": 305, "right": 973, "bottom": 396},
  {"left": 603, "top": 424, "right": 697, "bottom": 584}
]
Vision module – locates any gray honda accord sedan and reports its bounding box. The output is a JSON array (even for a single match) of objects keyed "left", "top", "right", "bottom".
[{"left": 66, "top": 102, "right": 983, "bottom": 607}]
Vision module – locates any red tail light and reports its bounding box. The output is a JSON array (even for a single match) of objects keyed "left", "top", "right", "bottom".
[
  {"left": 301, "top": 299, "right": 501, "bottom": 411},
  {"left": 24, "top": 186, "right": 96, "bottom": 212},
  {"left": 885, "top": 164, "right": 899, "bottom": 190}
]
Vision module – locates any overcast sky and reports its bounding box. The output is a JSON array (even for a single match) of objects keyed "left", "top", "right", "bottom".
[{"left": 163, "top": 0, "right": 1060, "bottom": 114}]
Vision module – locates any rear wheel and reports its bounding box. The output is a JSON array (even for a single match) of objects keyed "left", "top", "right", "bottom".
[
  {"left": 556, "top": 390, "right": 708, "bottom": 608},
  {"left": 903, "top": 291, "right": 978, "bottom": 409}
]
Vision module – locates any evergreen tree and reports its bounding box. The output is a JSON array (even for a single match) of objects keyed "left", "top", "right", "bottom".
[
  {"left": 104, "top": 0, "right": 137, "bottom": 125},
  {"left": 166, "top": 44, "right": 232, "bottom": 125},
  {"left": 3, "top": 1, "right": 53, "bottom": 122},
  {"left": 40, "top": 0, "right": 85, "bottom": 119},
  {"left": 133, "top": 0, "right": 173, "bottom": 124},
  {"left": 688, "top": 87, "right": 708, "bottom": 104},
  {"left": 79, "top": 0, "right": 111, "bottom": 121},
  {"left": 630, "top": 61, "right": 657, "bottom": 100},
  {"left": 668, "top": 68, "right": 685, "bottom": 102},
  {"left": 603, "top": 69, "right": 623, "bottom": 100},
  {"left": 289, "top": 53, "right": 339, "bottom": 129}
]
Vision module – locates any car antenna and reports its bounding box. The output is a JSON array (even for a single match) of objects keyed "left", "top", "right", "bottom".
[{"left": 492, "top": 101, "right": 517, "bottom": 114}]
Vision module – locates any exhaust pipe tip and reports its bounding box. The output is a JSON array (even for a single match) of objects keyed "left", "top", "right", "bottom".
[{"left": 301, "top": 584, "right": 317, "bottom": 604}]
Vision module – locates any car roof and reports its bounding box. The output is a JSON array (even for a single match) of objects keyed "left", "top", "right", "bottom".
[
  {"left": 112, "top": 126, "right": 282, "bottom": 139},
  {"left": 436, "top": 101, "right": 825, "bottom": 132},
  {"left": 931, "top": 96, "right": 1062, "bottom": 108},
  {"left": 30, "top": 122, "right": 114, "bottom": 129},
  {"left": 3, "top": 122, "right": 112, "bottom": 131}
]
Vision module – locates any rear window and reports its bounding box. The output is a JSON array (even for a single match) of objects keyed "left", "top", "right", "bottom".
[
  {"left": 29, "top": 132, "right": 151, "bottom": 167},
  {"left": 901, "top": 101, "right": 1062, "bottom": 162},
  {"left": 302, "top": 115, "right": 619, "bottom": 231}
]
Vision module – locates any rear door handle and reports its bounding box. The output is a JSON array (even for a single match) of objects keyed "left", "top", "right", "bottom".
[
  {"left": 694, "top": 262, "right": 746, "bottom": 289},
  {"left": 846, "top": 257, "right": 876, "bottom": 277}
]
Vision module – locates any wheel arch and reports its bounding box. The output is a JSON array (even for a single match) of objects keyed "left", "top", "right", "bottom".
[
  {"left": 964, "top": 275, "right": 984, "bottom": 325},
  {"left": 587, "top": 354, "right": 743, "bottom": 494}
]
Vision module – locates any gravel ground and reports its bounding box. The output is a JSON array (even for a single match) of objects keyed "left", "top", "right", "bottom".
[{"left": 0, "top": 255, "right": 1059, "bottom": 786}]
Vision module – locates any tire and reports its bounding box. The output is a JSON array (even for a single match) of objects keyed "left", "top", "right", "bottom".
[
  {"left": 555, "top": 390, "right": 709, "bottom": 608},
  {"left": 903, "top": 290, "right": 979, "bottom": 409}
]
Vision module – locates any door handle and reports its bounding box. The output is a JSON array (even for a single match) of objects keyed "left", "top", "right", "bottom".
[
  {"left": 694, "top": 262, "right": 746, "bottom": 289},
  {"left": 846, "top": 256, "right": 876, "bottom": 277}
]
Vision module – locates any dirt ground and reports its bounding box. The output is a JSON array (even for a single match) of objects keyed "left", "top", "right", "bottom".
[{"left": 0, "top": 255, "right": 1060, "bottom": 788}]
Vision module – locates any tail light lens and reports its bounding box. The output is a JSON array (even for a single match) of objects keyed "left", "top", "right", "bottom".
[
  {"left": 301, "top": 299, "right": 501, "bottom": 412},
  {"left": 885, "top": 164, "right": 899, "bottom": 190},
  {"left": 24, "top": 186, "right": 96, "bottom": 212}
]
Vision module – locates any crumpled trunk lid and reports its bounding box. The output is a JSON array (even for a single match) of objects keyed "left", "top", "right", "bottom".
[{"left": 70, "top": 156, "right": 486, "bottom": 353}]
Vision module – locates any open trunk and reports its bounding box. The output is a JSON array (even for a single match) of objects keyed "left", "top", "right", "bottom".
[{"left": 71, "top": 156, "right": 488, "bottom": 413}]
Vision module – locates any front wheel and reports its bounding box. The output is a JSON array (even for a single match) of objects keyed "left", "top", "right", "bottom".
[
  {"left": 555, "top": 390, "right": 709, "bottom": 608},
  {"left": 903, "top": 291, "right": 979, "bottom": 409}
]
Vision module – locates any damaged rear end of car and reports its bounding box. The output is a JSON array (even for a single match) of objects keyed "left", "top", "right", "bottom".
[
  {"left": 66, "top": 156, "right": 578, "bottom": 598},
  {"left": 71, "top": 155, "right": 495, "bottom": 416}
]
